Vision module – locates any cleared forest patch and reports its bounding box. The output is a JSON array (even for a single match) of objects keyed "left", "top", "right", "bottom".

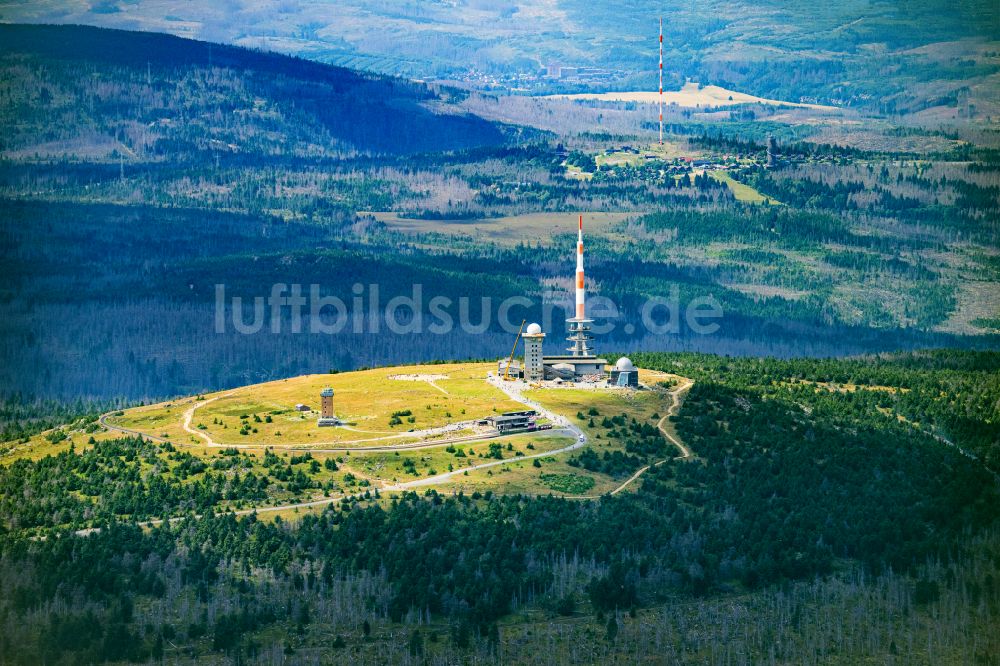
[
  {"left": 545, "top": 82, "right": 839, "bottom": 110},
  {"left": 370, "top": 211, "right": 634, "bottom": 245}
]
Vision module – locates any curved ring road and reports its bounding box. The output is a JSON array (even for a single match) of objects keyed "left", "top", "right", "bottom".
[{"left": 84, "top": 377, "right": 693, "bottom": 535}]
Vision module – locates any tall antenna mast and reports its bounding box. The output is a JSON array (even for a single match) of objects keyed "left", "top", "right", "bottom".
[
  {"left": 659, "top": 16, "right": 663, "bottom": 145},
  {"left": 575, "top": 214, "right": 585, "bottom": 321},
  {"left": 566, "top": 214, "right": 594, "bottom": 357}
]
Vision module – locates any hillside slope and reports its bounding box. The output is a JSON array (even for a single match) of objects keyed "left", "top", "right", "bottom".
[{"left": 0, "top": 23, "right": 505, "bottom": 158}]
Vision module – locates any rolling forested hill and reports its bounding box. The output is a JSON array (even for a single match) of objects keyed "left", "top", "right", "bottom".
[
  {"left": 5, "top": 0, "right": 998, "bottom": 115},
  {"left": 0, "top": 23, "right": 505, "bottom": 157},
  {"left": 0, "top": 23, "right": 997, "bottom": 423}
]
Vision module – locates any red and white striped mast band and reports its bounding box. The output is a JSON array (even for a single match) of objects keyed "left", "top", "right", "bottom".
[
  {"left": 575, "top": 214, "right": 585, "bottom": 320},
  {"left": 659, "top": 17, "right": 663, "bottom": 145}
]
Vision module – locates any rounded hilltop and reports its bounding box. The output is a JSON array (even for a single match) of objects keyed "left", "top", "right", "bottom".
[
  {"left": 12, "top": 359, "right": 689, "bottom": 505},
  {"left": 110, "top": 362, "right": 526, "bottom": 449}
]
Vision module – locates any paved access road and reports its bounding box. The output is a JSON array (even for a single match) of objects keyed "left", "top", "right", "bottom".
[{"left": 81, "top": 376, "right": 693, "bottom": 536}]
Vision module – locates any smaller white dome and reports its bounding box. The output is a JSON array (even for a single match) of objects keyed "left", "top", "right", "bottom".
[
  {"left": 615, "top": 357, "right": 636, "bottom": 371},
  {"left": 525, "top": 322, "right": 542, "bottom": 335}
]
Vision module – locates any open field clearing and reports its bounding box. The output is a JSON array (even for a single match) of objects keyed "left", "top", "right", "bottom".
[
  {"left": 110, "top": 395, "right": 202, "bottom": 442},
  {"left": 597, "top": 139, "right": 695, "bottom": 163},
  {"left": 129, "top": 362, "right": 523, "bottom": 447},
  {"left": 423, "top": 375, "right": 692, "bottom": 498},
  {"left": 350, "top": 430, "right": 577, "bottom": 487},
  {"left": 708, "top": 170, "right": 771, "bottom": 203},
  {"left": 369, "top": 211, "right": 634, "bottom": 245},
  {"left": 544, "top": 82, "right": 839, "bottom": 110},
  {"left": 424, "top": 452, "right": 621, "bottom": 497},
  {"left": 525, "top": 370, "right": 685, "bottom": 424},
  {"left": 595, "top": 151, "right": 644, "bottom": 168},
  {"left": 939, "top": 279, "right": 1000, "bottom": 335}
]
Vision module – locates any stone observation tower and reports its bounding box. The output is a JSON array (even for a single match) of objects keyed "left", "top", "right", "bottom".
[{"left": 317, "top": 387, "right": 338, "bottom": 426}]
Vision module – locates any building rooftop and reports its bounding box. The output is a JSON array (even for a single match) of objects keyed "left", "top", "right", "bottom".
[
  {"left": 614, "top": 357, "right": 636, "bottom": 371},
  {"left": 489, "top": 413, "right": 534, "bottom": 423}
]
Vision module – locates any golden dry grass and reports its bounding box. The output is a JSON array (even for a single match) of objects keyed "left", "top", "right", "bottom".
[
  {"left": 112, "top": 396, "right": 201, "bottom": 442},
  {"left": 3, "top": 363, "right": 692, "bottom": 506},
  {"left": 545, "top": 82, "right": 838, "bottom": 110},
  {"left": 174, "top": 362, "right": 522, "bottom": 447},
  {"left": 349, "top": 430, "right": 575, "bottom": 486}
]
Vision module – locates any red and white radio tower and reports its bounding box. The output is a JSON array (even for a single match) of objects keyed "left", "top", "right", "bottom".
[{"left": 659, "top": 16, "right": 664, "bottom": 145}]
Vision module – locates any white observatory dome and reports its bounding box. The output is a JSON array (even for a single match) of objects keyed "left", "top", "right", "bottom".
[
  {"left": 525, "top": 322, "right": 542, "bottom": 335},
  {"left": 614, "top": 357, "right": 636, "bottom": 371}
]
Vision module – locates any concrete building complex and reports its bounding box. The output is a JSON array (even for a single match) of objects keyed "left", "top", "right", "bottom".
[{"left": 498, "top": 216, "right": 640, "bottom": 386}]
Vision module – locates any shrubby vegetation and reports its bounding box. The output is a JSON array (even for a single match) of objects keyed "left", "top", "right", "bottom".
[
  {"left": 631, "top": 349, "right": 1000, "bottom": 470},
  {"left": 0, "top": 437, "right": 345, "bottom": 531},
  {"left": 0, "top": 395, "right": 120, "bottom": 444}
]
